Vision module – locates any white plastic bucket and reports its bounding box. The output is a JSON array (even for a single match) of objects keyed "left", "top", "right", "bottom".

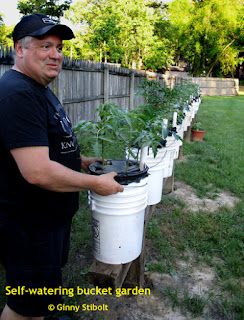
[
  {"left": 141, "top": 145, "right": 174, "bottom": 180},
  {"left": 131, "top": 147, "right": 166, "bottom": 205},
  {"left": 163, "top": 148, "right": 175, "bottom": 177},
  {"left": 166, "top": 136, "right": 180, "bottom": 160},
  {"left": 184, "top": 107, "right": 192, "bottom": 128},
  {"left": 176, "top": 124, "right": 184, "bottom": 146},
  {"left": 90, "top": 177, "right": 148, "bottom": 264},
  {"left": 160, "top": 137, "right": 179, "bottom": 178},
  {"left": 182, "top": 117, "right": 188, "bottom": 132},
  {"left": 142, "top": 147, "right": 166, "bottom": 205},
  {"left": 192, "top": 98, "right": 201, "bottom": 115}
]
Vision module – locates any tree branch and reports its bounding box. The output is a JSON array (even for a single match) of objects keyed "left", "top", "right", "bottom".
[{"left": 206, "top": 39, "right": 236, "bottom": 77}]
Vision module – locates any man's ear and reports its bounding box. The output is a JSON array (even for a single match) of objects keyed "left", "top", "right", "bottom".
[{"left": 14, "top": 41, "right": 24, "bottom": 58}]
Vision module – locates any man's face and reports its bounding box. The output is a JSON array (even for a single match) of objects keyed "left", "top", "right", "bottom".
[{"left": 18, "top": 35, "right": 63, "bottom": 86}]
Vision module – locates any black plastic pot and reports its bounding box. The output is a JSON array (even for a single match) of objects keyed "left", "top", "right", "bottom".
[{"left": 88, "top": 159, "right": 149, "bottom": 185}]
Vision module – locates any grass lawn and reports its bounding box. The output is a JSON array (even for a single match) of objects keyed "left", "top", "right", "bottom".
[
  {"left": 147, "top": 95, "right": 244, "bottom": 319},
  {"left": 0, "top": 95, "right": 244, "bottom": 319}
]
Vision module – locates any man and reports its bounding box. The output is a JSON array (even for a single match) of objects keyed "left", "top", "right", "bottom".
[{"left": 0, "top": 14, "right": 123, "bottom": 320}]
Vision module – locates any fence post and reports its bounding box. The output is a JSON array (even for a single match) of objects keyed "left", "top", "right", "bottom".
[
  {"left": 103, "top": 65, "right": 109, "bottom": 103},
  {"left": 129, "top": 71, "right": 135, "bottom": 110}
]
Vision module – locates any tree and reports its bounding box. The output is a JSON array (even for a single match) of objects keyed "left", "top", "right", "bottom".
[
  {"left": 116, "top": 0, "right": 156, "bottom": 69},
  {"left": 167, "top": 0, "right": 244, "bottom": 76},
  {"left": 64, "top": 0, "right": 120, "bottom": 62},
  {"left": 86, "top": 3, "right": 122, "bottom": 63},
  {"left": 65, "top": 0, "right": 172, "bottom": 70},
  {"left": 143, "top": 38, "right": 174, "bottom": 72},
  {"left": 17, "top": 0, "right": 72, "bottom": 22},
  {"left": 0, "top": 13, "right": 14, "bottom": 46},
  {"left": 63, "top": 0, "right": 243, "bottom": 76}
]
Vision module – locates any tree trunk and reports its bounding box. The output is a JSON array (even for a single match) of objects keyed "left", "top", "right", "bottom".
[
  {"left": 100, "top": 47, "right": 102, "bottom": 63},
  {"left": 206, "top": 39, "right": 235, "bottom": 77},
  {"left": 104, "top": 41, "right": 107, "bottom": 63}
]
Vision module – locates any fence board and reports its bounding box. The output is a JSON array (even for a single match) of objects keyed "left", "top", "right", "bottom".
[{"left": 0, "top": 46, "right": 239, "bottom": 126}]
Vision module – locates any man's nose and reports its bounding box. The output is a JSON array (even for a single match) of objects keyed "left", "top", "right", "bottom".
[{"left": 49, "top": 47, "right": 62, "bottom": 59}]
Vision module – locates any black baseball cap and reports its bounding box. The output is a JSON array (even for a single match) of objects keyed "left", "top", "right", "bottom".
[{"left": 13, "top": 13, "right": 75, "bottom": 43}]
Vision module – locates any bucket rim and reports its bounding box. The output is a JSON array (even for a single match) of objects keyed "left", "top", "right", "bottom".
[{"left": 88, "top": 159, "right": 149, "bottom": 185}]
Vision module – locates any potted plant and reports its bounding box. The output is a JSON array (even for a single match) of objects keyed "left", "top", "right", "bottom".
[
  {"left": 191, "top": 121, "right": 206, "bottom": 141},
  {"left": 128, "top": 114, "right": 168, "bottom": 205},
  {"left": 75, "top": 103, "right": 149, "bottom": 264},
  {"left": 73, "top": 79, "right": 202, "bottom": 262}
]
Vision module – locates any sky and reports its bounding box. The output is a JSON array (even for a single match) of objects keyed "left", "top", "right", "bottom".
[
  {"left": 0, "top": 0, "right": 20, "bottom": 26},
  {"left": 0, "top": 0, "right": 172, "bottom": 26},
  {"left": 0, "top": 0, "right": 76, "bottom": 27}
]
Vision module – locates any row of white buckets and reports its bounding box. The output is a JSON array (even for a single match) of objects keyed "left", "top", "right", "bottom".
[
  {"left": 138, "top": 143, "right": 177, "bottom": 206},
  {"left": 89, "top": 140, "right": 179, "bottom": 264},
  {"left": 89, "top": 99, "right": 201, "bottom": 264}
]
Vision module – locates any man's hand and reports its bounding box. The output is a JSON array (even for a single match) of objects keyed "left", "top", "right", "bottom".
[
  {"left": 81, "top": 156, "right": 100, "bottom": 172},
  {"left": 91, "top": 172, "right": 124, "bottom": 196},
  {"left": 10, "top": 147, "right": 124, "bottom": 194}
]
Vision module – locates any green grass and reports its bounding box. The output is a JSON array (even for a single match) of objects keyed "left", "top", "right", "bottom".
[
  {"left": 162, "top": 287, "right": 206, "bottom": 317},
  {"left": 176, "top": 96, "right": 244, "bottom": 198},
  {"left": 146, "top": 95, "right": 244, "bottom": 319}
]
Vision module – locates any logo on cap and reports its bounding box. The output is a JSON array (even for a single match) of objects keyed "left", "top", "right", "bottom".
[{"left": 42, "top": 17, "right": 55, "bottom": 24}]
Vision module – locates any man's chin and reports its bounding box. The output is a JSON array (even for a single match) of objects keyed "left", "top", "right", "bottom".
[{"left": 46, "top": 71, "right": 60, "bottom": 81}]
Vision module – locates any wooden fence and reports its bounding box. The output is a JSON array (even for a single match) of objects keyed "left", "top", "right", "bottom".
[
  {"left": 165, "top": 70, "right": 239, "bottom": 96},
  {"left": 49, "top": 58, "right": 163, "bottom": 125},
  {"left": 0, "top": 46, "right": 239, "bottom": 125},
  {"left": 192, "top": 77, "right": 239, "bottom": 96},
  {"left": 0, "top": 46, "right": 165, "bottom": 125}
]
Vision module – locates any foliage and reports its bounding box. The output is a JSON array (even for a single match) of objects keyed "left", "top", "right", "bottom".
[
  {"left": 1, "top": 0, "right": 243, "bottom": 76},
  {"left": 62, "top": 34, "right": 93, "bottom": 60},
  {"left": 167, "top": 0, "right": 244, "bottom": 76},
  {"left": 133, "top": 79, "right": 200, "bottom": 151},
  {"left": 0, "top": 25, "right": 13, "bottom": 46},
  {"left": 75, "top": 103, "right": 149, "bottom": 164},
  {"left": 143, "top": 38, "right": 174, "bottom": 72},
  {"left": 75, "top": 80, "right": 198, "bottom": 162},
  {"left": 0, "top": 11, "right": 13, "bottom": 45},
  {"left": 17, "top": 0, "right": 72, "bottom": 22},
  {"left": 65, "top": 0, "right": 172, "bottom": 69},
  {"left": 89, "top": 13, "right": 121, "bottom": 63},
  {"left": 73, "top": 120, "right": 98, "bottom": 157},
  {"left": 137, "top": 78, "right": 200, "bottom": 127},
  {"left": 191, "top": 121, "right": 204, "bottom": 131},
  {"left": 137, "top": 78, "right": 169, "bottom": 110}
]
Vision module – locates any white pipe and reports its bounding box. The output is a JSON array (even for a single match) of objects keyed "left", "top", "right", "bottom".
[{"left": 173, "top": 112, "right": 177, "bottom": 127}]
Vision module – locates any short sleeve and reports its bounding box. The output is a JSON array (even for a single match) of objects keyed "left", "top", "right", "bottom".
[{"left": 0, "top": 90, "right": 49, "bottom": 150}]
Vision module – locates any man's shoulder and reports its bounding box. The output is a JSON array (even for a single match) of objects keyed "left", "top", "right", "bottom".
[
  {"left": 0, "top": 69, "right": 29, "bottom": 92},
  {"left": 0, "top": 69, "right": 42, "bottom": 101}
]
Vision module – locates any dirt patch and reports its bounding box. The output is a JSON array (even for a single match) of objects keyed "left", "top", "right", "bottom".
[
  {"left": 67, "top": 181, "right": 238, "bottom": 320},
  {"left": 172, "top": 181, "right": 239, "bottom": 212},
  {"left": 73, "top": 257, "right": 216, "bottom": 320}
]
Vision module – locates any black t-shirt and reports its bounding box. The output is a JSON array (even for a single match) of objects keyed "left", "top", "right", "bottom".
[{"left": 0, "top": 70, "right": 81, "bottom": 228}]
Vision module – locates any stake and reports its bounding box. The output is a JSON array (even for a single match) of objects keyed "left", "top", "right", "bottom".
[
  {"left": 173, "top": 112, "right": 177, "bottom": 127},
  {"left": 139, "top": 147, "right": 147, "bottom": 171},
  {"left": 162, "top": 118, "right": 168, "bottom": 138}
]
